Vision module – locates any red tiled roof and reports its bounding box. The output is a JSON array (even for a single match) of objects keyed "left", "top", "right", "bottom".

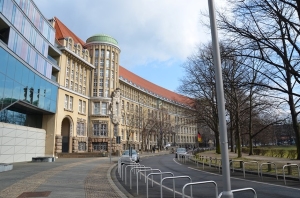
[
  {"left": 119, "top": 66, "right": 192, "bottom": 106},
  {"left": 53, "top": 17, "right": 192, "bottom": 106},
  {"left": 53, "top": 17, "right": 86, "bottom": 47}
]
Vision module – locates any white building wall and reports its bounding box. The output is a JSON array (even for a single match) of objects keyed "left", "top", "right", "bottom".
[{"left": 0, "top": 122, "right": 46, "bottom": 163}]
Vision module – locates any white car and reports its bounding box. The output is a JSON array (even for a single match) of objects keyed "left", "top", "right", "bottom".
[{"left": 120, "top": 149, "right": 140, "bottom": 164}]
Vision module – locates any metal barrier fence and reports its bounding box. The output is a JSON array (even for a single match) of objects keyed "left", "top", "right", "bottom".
[
  {"left": 218, "top": 187, "right": 257, "bottom": 198},
  {"left": 282, "top": 164, "right": 300, "bottom": 185},
  {"left": 182, "top": 181, "right": 218, "bottom": 198},
  {"left": 160, "top": 176, "right": 192, "bottom": 198}
]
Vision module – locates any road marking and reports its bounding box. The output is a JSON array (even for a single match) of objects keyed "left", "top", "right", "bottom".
[
  {"left": 188, "top": 167, "right": 300, "bottom": 191},
  {"left": 173, "top": 158, "right": 182, "bottom": 165}
]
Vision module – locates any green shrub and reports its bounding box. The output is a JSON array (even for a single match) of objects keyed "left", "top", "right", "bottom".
[
  {"left": 287, "top": 150, "right": 297, "bottom": 159},
  {"left": 277, "top": 149, "right": 286, "bottom": 158},
  {"left": 261, "top": 149, "right": 269, "bottom": 156}
]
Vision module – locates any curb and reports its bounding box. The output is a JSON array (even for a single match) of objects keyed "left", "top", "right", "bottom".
[{"left": 108, "top": 163, "right": 131, "bottom": 198}]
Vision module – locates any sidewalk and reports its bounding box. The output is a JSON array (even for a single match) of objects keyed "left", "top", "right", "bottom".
[{"left": 0, "top": 150, "right": 169, "bottom": 198}]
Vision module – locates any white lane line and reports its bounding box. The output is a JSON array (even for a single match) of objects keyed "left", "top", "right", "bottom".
[
  {"left": 188, "top": 167, "right": 300, "bottom": 191},
  {"left": 173, "top": 158, "right": 182, "bottom": 165}
]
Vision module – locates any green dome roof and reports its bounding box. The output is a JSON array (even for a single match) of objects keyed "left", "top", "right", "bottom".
[{"left": 86, "top": 34, "right": 118, "bottom": 46}]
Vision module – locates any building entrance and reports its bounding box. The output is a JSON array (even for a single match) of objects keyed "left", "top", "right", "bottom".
[{"left": 61, "top": 118, "right": 70, "bottom": 153}]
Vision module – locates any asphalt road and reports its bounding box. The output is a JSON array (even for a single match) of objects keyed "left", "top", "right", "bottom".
[{"left": 116, "top": 153, "right": 300, "bottom": 197}]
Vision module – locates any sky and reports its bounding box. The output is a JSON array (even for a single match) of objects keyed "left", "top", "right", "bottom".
[{"left": 34, "top": 0, "right": 225, "bottom": 93}]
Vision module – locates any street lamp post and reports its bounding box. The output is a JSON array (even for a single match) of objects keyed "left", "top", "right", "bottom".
[{"left": 208, "top": 0, "right": 233, "bottom": 197}]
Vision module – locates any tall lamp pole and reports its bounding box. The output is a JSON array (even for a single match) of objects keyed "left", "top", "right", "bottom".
[{"left": 208, "top": 0, "right": 233, "bottom": 197}]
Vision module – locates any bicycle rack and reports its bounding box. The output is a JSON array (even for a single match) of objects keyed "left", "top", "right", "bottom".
[
  {"left": 218, "top": 187, "right": 257, "bottom": 198},
  {"left": 136, "top": 168, "right": 161, "bottom": 195},
  {"left": 129, "top": 167, "right": 151, "bottom": 189},
  {"left": 282, "top": 164, "right": 300, "bottom": 185},
  {"left": 230, "top": 159, "right": 244, "bottom": 173},
  {"left": 161, "top": 176, "right": 192, "bottom": 198},
  {"left": 260, "top": 162, "right": 278, "bottom": 180},
  {"left": 243, "top": 161, "right": 259, "bottom": 178},
  {"left": 124, "top": 164, "right": 144, "bottom": 183},
  {"left": 146, "top": 172, "right": 174, "bottom": 198},
  {"left": 121, "top": 163, "right": 139, "bottom": 180},
  {"left": 182, "top": 181, "right": 218, "bottom": 198}
]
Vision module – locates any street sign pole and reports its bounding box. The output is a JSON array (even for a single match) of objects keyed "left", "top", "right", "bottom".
[{"left": 208, "top": 0, "right": 233, "bottom": 197}]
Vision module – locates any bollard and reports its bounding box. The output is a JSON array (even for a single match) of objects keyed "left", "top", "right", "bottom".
[{"left": 287, "top": 163, "right": 292, "bottom": 175}]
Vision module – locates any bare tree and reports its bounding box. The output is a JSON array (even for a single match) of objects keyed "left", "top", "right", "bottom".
[{"left": 218, "top": 0, "right": 300, "bottom": 159}]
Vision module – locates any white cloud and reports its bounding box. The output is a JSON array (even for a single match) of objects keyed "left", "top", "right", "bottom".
[{"left": 34, "top": 0, "right": 225, "bottom": 90}]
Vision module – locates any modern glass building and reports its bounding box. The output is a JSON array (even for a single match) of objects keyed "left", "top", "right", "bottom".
[
  {"left": 0, "top": 0, "right": 61, "bottom": 163},
  {"left": 0, "top": 0, "right": 60, "bottom": 126}
]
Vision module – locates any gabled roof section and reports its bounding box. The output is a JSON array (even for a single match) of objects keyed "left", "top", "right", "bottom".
[
  {"left": 53, "top": 17, "right": 85, "bottom": 47},
  {"left": 119, "top": 66, "right": 193, "bottom": 106}
]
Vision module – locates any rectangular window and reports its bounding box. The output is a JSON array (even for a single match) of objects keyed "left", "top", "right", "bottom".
[
  {"left": 93, "top": 89, "right": 97, "bottom": 96},
  {"left": 99, "top": 78, "right": 103, "bottom": 87},
  {"left": 99, "top": 89, "right": 103, "bottom": 97},
  {"left": 71, "top": 70, "right": 74, "bottom": 79},
  {"left": 70, "top": 82, "right": 73, "bottom": 90},
  {"left": 100, "top": 49, "right": 105, "bottom": 57},
  {"left": 94, "top": 102, "right": 100, "bottom": 114},
  {"left": 95, "top": 49, "right": 99, "bottom": 57},
  {"left": 65, "top": 95, "right": 69, "bottom": 109},
  {"left": 100, "top": 59, "right": 104, "bottom": 66},
  {"left": 101, "top": 124, "right": 107, "bottom": 136},
  {"left": 78, "top": 142, "right": 86, "bottom": 151},
  {"left": 106, "top": 60, "right": 110, "bottom": 68},
  {"left": 65, "top": 79, "right": 69, "bottom": 88},
  {"left": 112, "top": 52, "right": 115, "bottom": 60},
  {"left": 105, "top": 90, "right": 109, "bottom": 97},
  {"left": 94, "top": 59, "right": 98, "bottom": 66},
  {"left": 82, "top": 101, "right": 86, "bottom": 114},
  {"left": 100, "top": 68, "right": 104, "bottom": 77},
  {"left": 78, "top": 99, "right": 82, "bottom": 113},
  {"left": 75, "top": 83, "right": 78, "bottom": 92},
  {"left": 83, "top": 87, "right": 86, "bottom": 95},
  {"left": 122, "top": 100, "right": 124, "bottom": 109},
  {"left": 66, "top": 67, "right": 69, "bottom": 76},
  {"left": 101, "top": 102, "right": 107, "bottom": 115},
  {"left": 93, "top": 123, "right": 100, "bottom": 136},
  {"left": 79, "top": 85, "right": 82, "bottom": 94},
  {"left": 105, "top": 69, "right": 109, "bottom": 77},
  {"left": 105, "top": 79, "right": 109, "bottom": 88},
  {"left": 69, "top": 96, "right": 73, "bottom": 110},
  {"left": 94, "top": 79, "right": 97, "bottom": 87},
  {"left": 106, "top": 50, "right": 110, "bottom": 58},
  {"left": 77, "top": 122, "right": 85, "bottom": 136}
]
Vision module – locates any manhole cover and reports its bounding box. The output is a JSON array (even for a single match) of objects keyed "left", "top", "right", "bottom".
[{"left": 17, "top": 191, "right": 51, "bottom": 197}]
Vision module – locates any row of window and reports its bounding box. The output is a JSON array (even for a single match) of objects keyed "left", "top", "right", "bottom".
[
  {"left": 67, "top": 38, "right": 89, "bottom": 61},
  {"left": 93, "top": 102, "right": 107, "bottom": 115},
  {"left": 94, "top": 68, "right": 115, "bottom": 78},
  {"left": 65, "top": 79, "right": 86, "bottom": 95},
  {"left": 94, "top": 59, "right": 116, "bottom": 69},
  {"left": 64, "top": 94, "right": 86, "bottom": 114},
  {"left": 94, "top": 49, "right": 117, "bottom": 60},
  {"left": 13, "top": 0, "right": 55, "bottom": 45}
]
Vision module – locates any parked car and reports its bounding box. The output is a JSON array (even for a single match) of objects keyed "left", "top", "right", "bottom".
[
  {"left": 175, "top": 148, "right": 187, "bottom": 158},
  {"left": 120, "top": 149, "right": 140, "bottom": 164}
]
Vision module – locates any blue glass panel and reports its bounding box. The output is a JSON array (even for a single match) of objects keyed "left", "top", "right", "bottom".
[
  {"left": 51, "top": 83, "right": 57, "bottom": 101},
  {"left": 38, "top": 92, "right": 44, "bottom": 109},
  {"left": 45, "top": 81, "right": 51, "bottom": 99},
  {"left": 0, "top": 72, "right": 5, "bottom": 109},
  {"left": 12, "top": 81, "right": 21, "bottom": 101},
  {"left": 0, "top": 47, "right": 9, "bottom": 75},
  {"left": 21, "top": 66, "right": 29, "bottom": 86},
  {"left": 0, "top": 0, "right": 4, "bottom": 12},
  {"left": 6, "top": 55, "right": 16, "bottom": 79},
  {"left": 50, "top": 100, "right": 56, "bottom": 112},
  {"left": 3, "top": 76, "right": 13, "bottom": 105},
  {"left": 14, "top": 60, "right": 23, "bottom": 84},
  {"left": 44, "top": 97, "right": 50, "bottom": 111},
  {"left": 27, "top": 69, "right": 34, "bottom": 88}
]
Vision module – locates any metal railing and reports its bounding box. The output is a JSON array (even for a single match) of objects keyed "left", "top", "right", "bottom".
[
  {"left": 282, "top": 164, "right": 300, "bottom": 185},
  {"left": 218, "top": 188, "right": 257, "bottom": 198},
  {"left": 260, "top": 162, "right": 278, "bottom": 180},
  {"left": 146, "top": 172, "right": 174, "bottom": 198},
  {"left": 243, "top": 161, "right": 259, "bottom": 178},
  {"left": 160, "top": 176, "right": 192, "bottom": 198},
  {"left": 182, "top": 181, "right": 218, "bottom": 198}
]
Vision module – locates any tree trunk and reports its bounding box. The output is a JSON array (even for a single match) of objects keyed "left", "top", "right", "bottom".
[{"left": 215, "top": 131, "right": 221, "bottom": 154}]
